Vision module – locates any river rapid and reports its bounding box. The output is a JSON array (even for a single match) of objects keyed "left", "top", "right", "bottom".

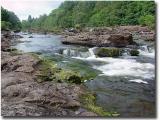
[{"left": 13, "top": 33, "right": 156, "bottom": 117}]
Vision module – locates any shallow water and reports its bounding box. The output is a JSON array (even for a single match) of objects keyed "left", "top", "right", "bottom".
[{"left": 13, "top": 33, "right": 156, "bottom": 117}]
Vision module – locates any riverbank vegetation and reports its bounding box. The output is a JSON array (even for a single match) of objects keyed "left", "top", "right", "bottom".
[
  {"left": 21, "top": 1, "right": 155, "bottom": 32},
  {"left": 1, "top": 7, "right": 21, "bottom": 30}
]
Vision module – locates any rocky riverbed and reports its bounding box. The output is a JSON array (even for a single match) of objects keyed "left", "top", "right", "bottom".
[
  {"left": 1, "top": 25, "right": 156, "bottom": 117},
  {"left": 1, "top": 31, "right": 98, "bottom": 117}
]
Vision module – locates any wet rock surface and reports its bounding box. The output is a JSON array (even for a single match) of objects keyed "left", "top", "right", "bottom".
[
  {"left": 1, "top": 52, "right": 97, "bottom": 116},
  {"left": 1, "top": 27, "right": 155, "bottom": 117},
  {"left": 1, "top": 32, "right": 97, "bottom": 117},
  {"left": 1, "top": 31, "right": 23, "bottom": 51}
]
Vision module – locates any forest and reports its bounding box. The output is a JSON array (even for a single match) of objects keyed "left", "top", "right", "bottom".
[
  {"left": 21, "top": 1, "right": 155, "bottom": 32},
  {"left": 1, "top": 7, "right": 21, "bottom": 30}
]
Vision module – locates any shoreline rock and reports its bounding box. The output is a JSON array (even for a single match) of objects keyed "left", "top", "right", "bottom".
[
  {"left": 1, "top": 30, "right": 23, "bottom": 51},
  {"left": 62, "top": 26, "right": 155, "bottom": 47},
  {"left": 62, "top": 32, "right": 134, "bottom": 47},
  {"left": 1, "top": 31, "right": 98, "bottom": 116}
]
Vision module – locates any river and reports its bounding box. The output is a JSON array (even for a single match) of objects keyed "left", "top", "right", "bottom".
[{"left": 13, "top": 33, "right": 156, "bottom": 117}]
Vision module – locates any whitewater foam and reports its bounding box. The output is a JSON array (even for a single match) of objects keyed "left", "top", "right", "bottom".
[
  {"left": 73, "top": 47, "right": 155, "bottom": 79},
  {"left": 94, "top": 58, "right": 154, "bottom": 79},
  {"left": 139, "top": 45, "right": 155, "bottom": 58},
  {"left": 129, "top": 79, "right": 148, "bottom": 84},
  {"left": 139, "top": 50, "right": 155, "bottom": 58}
]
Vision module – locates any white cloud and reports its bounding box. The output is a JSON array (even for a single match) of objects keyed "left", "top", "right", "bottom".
[{"left": 1, "top": 0, "right": 64, "bottom": 21}]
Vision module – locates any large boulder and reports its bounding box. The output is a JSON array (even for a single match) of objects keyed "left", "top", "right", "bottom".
[
  {"left": 101, "top": 33, "right": 133, "bottom": 47},
  {"left": 62, "top": 33, "right": 133, "bottom": 47},
  {"left": 62, "top": 26, "right": 155, "bottom": 46}
]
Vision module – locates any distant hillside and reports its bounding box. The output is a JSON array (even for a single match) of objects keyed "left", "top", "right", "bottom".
[
  {"left": 1, "top": 7, "right": 21, "bottom": 30},
  {"left": 22, "top": 1, "right": 155, "bottom": 32}
]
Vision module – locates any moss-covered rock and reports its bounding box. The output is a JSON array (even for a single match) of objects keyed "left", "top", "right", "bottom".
[
  {"left": 9, "top": 48, "right": 23, "bottom": 56},
  {"left": 55, "top": 70, "right": 82, "bottom": 84},
  {"left": 96, "top": 48, "right": 122, "bottom": 57},
  {"left": 130, "top": 49, "right": 139, "bottom": 56},
  {"left": 36, "top": 58, "right": 61, "bottom": 82},
  {"left": 80, "top": 92, "right": 120, "bottom": 117},
  {"left": 36, "top": 57, "right": 83, "bottom": 84}
]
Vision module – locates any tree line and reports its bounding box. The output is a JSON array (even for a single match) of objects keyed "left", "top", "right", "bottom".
[
  {"left": 22, "top": 1, "right": 155, "bottom": 32},
  {"left": 1, "top": 1, "right": 155, "bottom": 32},
  {"left": 1, "top": 7, "right": 21, "bottom": 30}
]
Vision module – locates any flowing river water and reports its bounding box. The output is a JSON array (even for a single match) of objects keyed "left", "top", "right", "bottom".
[{"left": 13, "top": 33, "right": 156, "bottom": 117}]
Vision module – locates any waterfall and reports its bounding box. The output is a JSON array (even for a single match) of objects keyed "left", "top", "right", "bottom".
[
  {"left": 63, "top": 49, "right": 70, "bottom": 56},
  {"left": 138, "top": 45, "right": 154, "bottom": 58},
  {"left": 62, "top": 48, "right": 91, "bottom": 58},
  {"left": 88, "top": 47, "right": 97, "bottom": 58}
]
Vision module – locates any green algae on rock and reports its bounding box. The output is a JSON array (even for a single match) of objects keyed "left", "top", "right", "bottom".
[
  {"left": 96, "top": 48, "right": 122, "bottom": 57},
  {"left": 80, "top": 91, "right": 120, "bottom": 117},
  {"left": 55, "top": 70, "right": 82, "bottom": 84},
  {"left": 36, "top": 57, "right": 83, "bottom": 84}
]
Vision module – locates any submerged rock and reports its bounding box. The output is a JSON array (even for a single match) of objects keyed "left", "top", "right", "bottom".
[
  {"left": 78, "top": 111, "right": 97, "bottom": 116},
  {"left": 28, "top": 36, "right": 33, "bottom": 38},
  {"left": 130, "top": 49, "right": 140, "bottom": 56}
]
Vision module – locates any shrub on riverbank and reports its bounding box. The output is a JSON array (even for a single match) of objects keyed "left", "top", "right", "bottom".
[{"left": 96, "top": 48, "right": 122, "bottom": 57}]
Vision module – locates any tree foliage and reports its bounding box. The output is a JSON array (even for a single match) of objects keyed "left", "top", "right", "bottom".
[
  {"left": 1, "top": 7, "right": 21, "bottom": 30},
  {"left": 21, "top": 1, "right": 155, "bottom": 31}
]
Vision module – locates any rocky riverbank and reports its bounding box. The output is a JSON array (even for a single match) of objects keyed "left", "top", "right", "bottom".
[
  {"left": 1, "top": 31, "right": 101, "bottom": 116},
  {"left": 2, "top": 25, "right": 155, "bottom": 117},
  {"left": 62, "top": 26, "right": 155, "bottom": 47}
]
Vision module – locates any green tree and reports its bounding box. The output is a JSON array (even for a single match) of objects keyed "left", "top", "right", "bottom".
[
  {"left": 138, "top": 15, "right": 155, "bottom": 29},
  {"left": 1, "top": 7, "right": 21, "bottom": 30},
  {"left": 21, "top": 1, "right": 156, "bottom": 31}
]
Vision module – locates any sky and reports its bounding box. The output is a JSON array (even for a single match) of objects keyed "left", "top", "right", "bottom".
[{"left": 1, "top": 0, "right": 64, "bottom": 21}]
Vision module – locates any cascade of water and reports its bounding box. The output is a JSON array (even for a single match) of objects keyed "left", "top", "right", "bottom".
[
  {"left": 88, "top": 47, "right": 97, "bottom": 58},
  {"left": 63, "top": 49, "right": 70, "bottom": 56},
  {"left": 138, "top": 45, "right": 154, "bottom": 58},
  {"left": 62, "top": 48, "right": 91, "bottom": 58},
  {"left": 139, "top": 45, "right": 149, "bottom": 52}
]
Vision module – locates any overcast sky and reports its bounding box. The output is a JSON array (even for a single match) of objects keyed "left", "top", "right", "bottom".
[{"left": 1, "top": 0, "right": 64, "bottom": 21}]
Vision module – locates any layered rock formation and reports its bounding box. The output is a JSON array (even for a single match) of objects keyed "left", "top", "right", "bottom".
[{"left": 62, "top": 26, "right": 155, "bottom": 47}]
